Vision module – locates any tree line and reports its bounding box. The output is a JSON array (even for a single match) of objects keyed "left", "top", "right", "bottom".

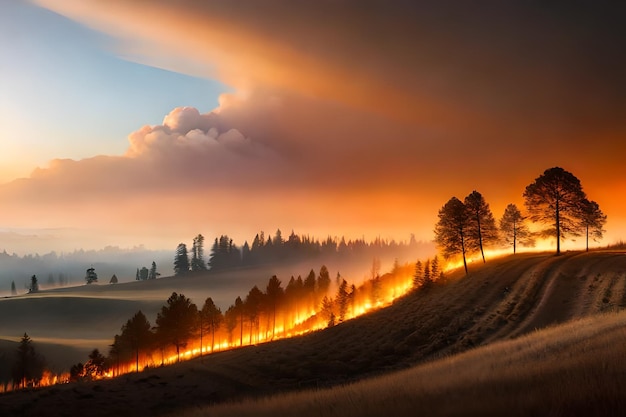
[
  {"left": 173, "top": 231, "right": 426, "bottom": 275},
  {"left": 435, "top": 167, "right": 607, "bottom": 274}
]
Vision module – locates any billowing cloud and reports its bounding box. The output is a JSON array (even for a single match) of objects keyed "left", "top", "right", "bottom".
[{"left": 2, "top": 0, "right": 625, "bottom": 252}]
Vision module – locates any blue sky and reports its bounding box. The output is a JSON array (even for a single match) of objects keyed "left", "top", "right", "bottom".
[{"left": 0, "top": 0, "right": 226, "bottom": 183}]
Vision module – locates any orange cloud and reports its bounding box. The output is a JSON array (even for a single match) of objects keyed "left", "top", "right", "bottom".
[{"left": 4, "top": 1, "right": 624, "bottom": 252}]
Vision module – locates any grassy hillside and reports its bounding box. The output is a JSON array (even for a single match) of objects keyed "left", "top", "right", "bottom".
[
  {"left": 1, "top": 250, "right": 625, "bottom": 416},
  {"left": 187, "top": 310, "right": 626, "bottom": 417}
]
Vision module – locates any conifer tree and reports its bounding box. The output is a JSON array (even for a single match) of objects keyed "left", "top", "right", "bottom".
[
  {"left": 11, "top": 280, "right": 17, "bottom": 295},
  {"left": 174, "top": 243, "right": 190, "bottom": 276},
  {"left": 499, "top": 203, "right": 534, "bottom": 254},
  {"left": 464, "top": 191, "right": 499, "bottom": 263},
  {"left": 434, "top": 197, "right": 470, "bottom": 274}
]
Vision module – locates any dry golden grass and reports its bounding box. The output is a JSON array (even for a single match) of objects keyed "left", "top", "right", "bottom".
[{"left": 182, "top": 310, "right": 626, "bottom": 417}]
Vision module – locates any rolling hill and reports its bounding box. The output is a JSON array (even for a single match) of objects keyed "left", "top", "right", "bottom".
[{"left": 1, "top": 250, "right": 626, "bottom": 416}]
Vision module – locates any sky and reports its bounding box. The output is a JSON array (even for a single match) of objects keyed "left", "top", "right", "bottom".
[{"left": 0, "top": 0, "right": 625, "bottom": 255}]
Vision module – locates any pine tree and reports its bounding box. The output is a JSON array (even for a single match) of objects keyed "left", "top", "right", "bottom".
[
  {"left": 110, "top": 274, "right": 118, "bottom": 284},
  {"left": 413, "top": 260, "right": 424, "bottom": 289},
  {"left": 174, "top": 243, "right": 190, "bottom": 276},
  {"left": 148, "top": 261, "right": 159, "bottom": 280},
  {"left": 11, "top": 280, "right": 17, "bottom": 296},
  {"left": 12, "top": 333, "right": 45, "bottom": 387},
  {"left": 29, "top": 275, "right": 39, "bottom": 293},
  {"left": 120, "top": 310, "right": 153, "bottom": 372},
  {"left": 431, "top": 256, "right": 441, "bottom": 282},
  {"left": 155, "top": 292, "right": 198, "bottom": 362},
  {"left": 199, "top": 297, "right": 222, "bottom": 353},
  {"left": 500, "top": 203, "right": 534, "bottom": 254},
  {"left": 579, "top": 199, "right": 607, "bottom": 251}
]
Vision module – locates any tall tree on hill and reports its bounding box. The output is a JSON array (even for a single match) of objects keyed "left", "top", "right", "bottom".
[
  {"left": 148, "top": 261, "right": 159, "bottom": 280},
  {"left": 413, "top": 260, "right": 424, "bottom": 289},
  {"left": 464, "top": 191, "right": 499, "bottom": 263},
  {"left": 11, "top": 280, "right": 17, "bottom": 295},
  {"left": 431, "top": 256, "right": 441, "bottom": 281},
  {"left": 244, "top": 286, "right": 264, "bottom": 344},
  {"left": 199, "top": 297, "right": 222, "bottom": 353},
  {"left": 523, "top": 167, "right": 587, "bottom": 255},
  {"left": 120, "top": 310, "right": 153, "bottom": 372},
  {"left": 29, "top": 275, "right": 39, "bottom": 293},
  {"left": 155, "top": 292, "right": 198, "bottom": 362},
  {"left": 434, "top": 197, "right": 470, "bottom": 274},
  {"left": 234, "top": 296, "right": 244, "bottom": 346},
  {"left": 423, "top": 259, "right": 432, "bottom": 287},
  {"left": 224, "top": 305, "right": 238, "bottom": 345},
  {"left": 265, "top": 275, "right": 283, "bottom": 340},
  {"left": 579, "top": 199, "right": 607, "bottom": 251},
  {"left": 83, "top": 349, "right": 106, "bottom": 379},
  {"left": 499, "top": 203, "right": 534, "bottom": 254},
  {"left": 191, "top": 234, "right": 207, "bottom": 272},
  {"left": 336, "top": 278, "right": 349, "bottom": 322},
  {"left": 12, "top": 333, "right": 46, "bottom": 387},
  {"left": 85, "top": 268, "right": 98, "bottom": 284},
  {"left": 174, "top": 243, "right": 190, "bottom": 276},
  {"left": 317, "top": 265, "right": 331, "bottom": 296}
]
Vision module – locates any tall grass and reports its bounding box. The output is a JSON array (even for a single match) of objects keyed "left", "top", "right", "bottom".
[{"left": 181, "top": 310, "right": 626, "bottom": 417}]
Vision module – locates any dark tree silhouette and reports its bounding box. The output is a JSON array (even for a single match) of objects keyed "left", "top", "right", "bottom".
[
  {"left": 423, "top": 259, "right": 432, "bottom": 287},
  {"left": 85, "top": 267, "right": 98, "bottom": 284},
  {"left": 265, "top": 275, "right": 283, "bottom": 339},
  {"left": 413, "top": 260, "right": 424, "bottom": 289},
  {"left": 336, "top": 278, "right": 349, "bottom": 322},
  {"left": 224, "top": 305, "right": 238, "bottom": 345},
  {"left": 11, "top": 280, "right": 17, "bottom": 295},
  {"left": 244, "top": 286, "right": 264, "bottom": 344},
  {"left": 199, "top": 297, "right": 222, "bottom": 353},
  {"left": 317, "top": 265, "right": 331, "bottom": 298},
  {"left": 148, "top": 261, "right": 159, "bottom": 279},
  {"left": 174, "top": 243, "right": 190, "bottom": 275},
  {"left": 120, "top": 310, "right": 153, "bottom": 372},
  {"left": 234, "top": 296, "right": 244, "bottom": 346},
  {"left": 109, "top": 274, "right": 118, "bottom": 284},
  {"left": 579, "top": 199, "right": 607, "bottom": 251},
  {"left": 524, "top": 167, "right": 586, "bottom": 255},
  {"left": 138, "top": 266, "right": 149, "bottom": 281},
  {"left": 84, "top": 349, "right": 106, "bottom": 379},
  {"left": 12, "top": 333, "right": 45, "bottom": 387},
  {"left": 434, "top": 197, "right": 470, "bottom": 274},
  {"left": 431, "top": 256, "right": 441, "bottom": 282},
  {"left": 464, "top": 191, "right": 499, "bottom": 263},
  {"left": 499, "top": 203, "right": 534, "bottom": 254},
  {"left": 29, "top": 275, "right": 39, "bottom": 293},
  {"left": 191, "top": 234, "right": 207, "bottom": 272},
  {"left": 155, "top": 292, "right": 198, "bottom": 362}
]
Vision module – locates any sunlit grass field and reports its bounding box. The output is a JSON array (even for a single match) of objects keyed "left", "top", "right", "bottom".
[{"left": 184, "top": 310, "right": 626, "bottom": 417}]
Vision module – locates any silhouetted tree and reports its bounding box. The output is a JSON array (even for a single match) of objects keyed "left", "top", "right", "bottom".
[
  {"left": 524, "top": 167, "right": 586, "bottom": 255},
  {"left": 174, "top": 243, "right": 190, "bottom": 276},
  {"left": 579, "top": 199, "right": 607, "bottom": 251},
  {"left": 265, "top": 275, "right": 283, "bottom": 339},
  {"left": 244, "top": 286, "right": 264, "bottom": 344},
  {"left": 431, "top": 256, "right": 441, "bottom": 282},
  {"left": 148, "top": 261, "right": 159, "bottom": 279},
  {"left": 29, "top": 275, "right": 39, "bottom": 293},
  {"left": 423, "top": 259, "right": 432, "bottom": 287},
  {"left": 85, "top": 267, "right": 98, "bottom": 284},
  {"left": 155, "top": 292, "right": 198, "bottom": 362},
  {"left": 69, "top": 362, "right": 84, "bottom": 382},
  {"left": 234, "top": 296, "right": 244, "bottom": 346},
  {"left": 191, "top": 234, "right": 207, "bottom": 272},
  {"left": 224, "top": 305, "right": 238, "bottom": 345},
  {"left": 413, "top": 260, "right": 424, "bottom": 289},
  {"left": 120, "top": 310, "right": 153, "bottom": 372},
  {"left": 464, "top": 191, "right": 499, "bottom": 263},
  {"left": 317, "top": 265, "right": 331, "bottom": 296},
  {"left": 199, "top": 297, "right": 222, "bottom": 353},
  {"left": 83, "top": 349, "right": 106, "bottom": 379},
  {"left": 499, "top": 203, "right": 534, "bottom": 253},
  {"left": 434, "top": 197, "right": 470, "bottom": 274},
  {"left": 11, "top": 280, "right": 17, "bottom": 295},
  {"left": 110, "top": 274, "right": 118, "bottom": 284},
  {"left": 12, "top": 333, "right": 45, "bottom": 387},
  {"left": 135, "top": 268, "right": 140, "bottom": 281},
  {"left": 139, "top": 266, "right": 149, "bottom": 281},
  {"left": 336, "top": 279, "right": 349, "bottom": 322}
]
